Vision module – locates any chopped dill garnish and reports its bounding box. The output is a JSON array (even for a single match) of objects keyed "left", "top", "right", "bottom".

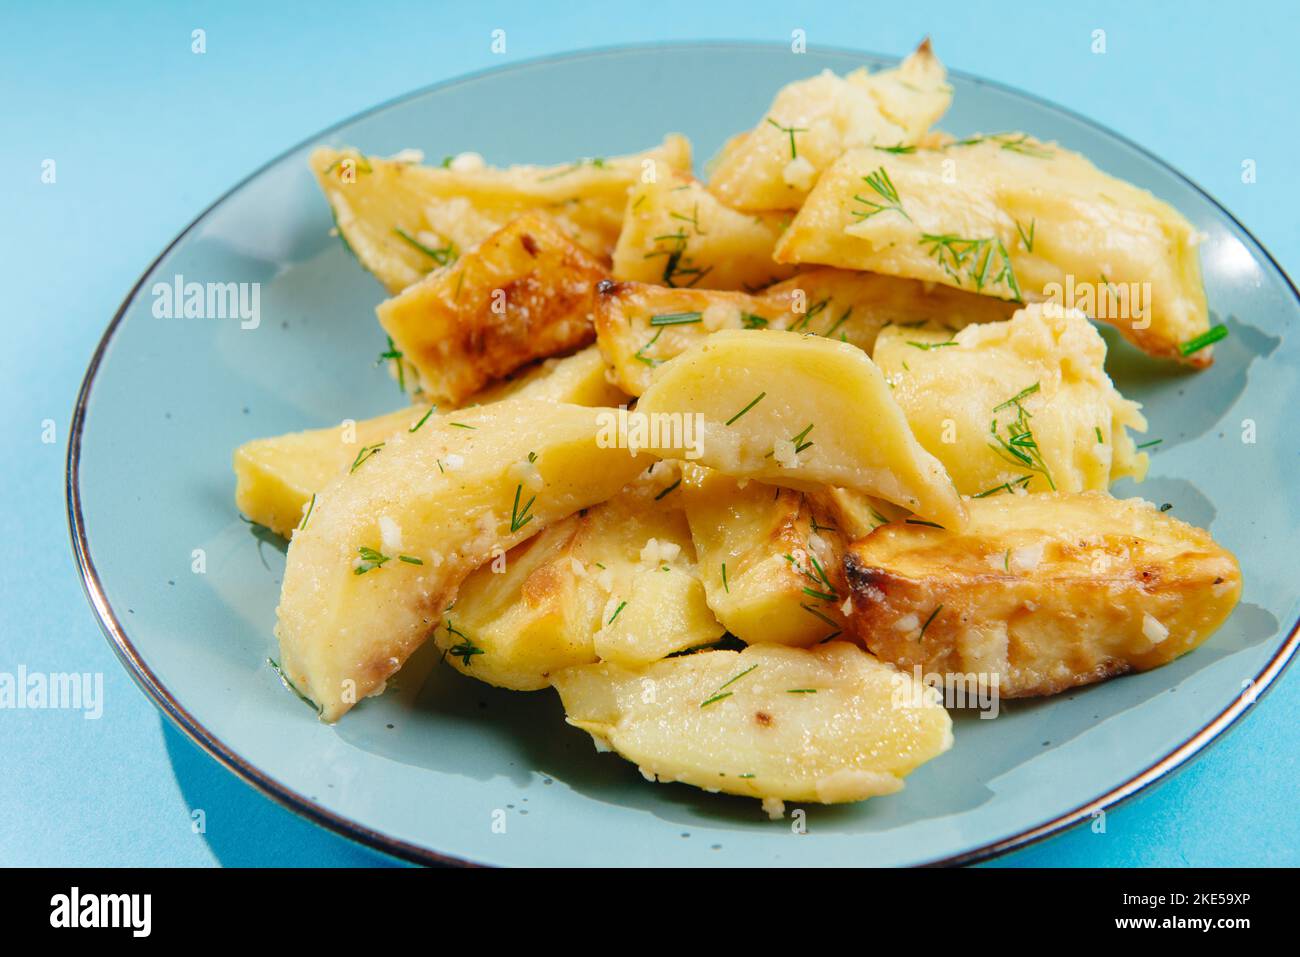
[
  {"left": 349, "top": 442, "right": 385, "bottom": 473},
  {"left": 1179, "top": 325, "right": 1228, "bottom": 356},
  {"left": 267, "top": 658, "right": 321, "bottom": 714},
  {"left": 645, "top": 229, "right": 711, "bottom": 288},
  {"left": 972, "top": 475, "right": 1033, "bottom": 498},
  {"left": 906, "top": 519, "right": 944, "bottom": 528},
  {"left": 824, "top": 307, "right": 852, "bottom": 338},
  {"left": 994, "top": 133, "right": 1053, "bottom": 158},
  {"left": 873, "top": 143, "right": 916, "bottom": 154},
  {"left": 509, "top": 484, "right": 536, "bottom": 533},
  {"left": 654, "top": 478, "right": 682, "bottom": 501},
  {"left": 801, "top": 585, "right": 837, "bottom": 603},
  {"left": 1137, "top": 438, "right": 1163, "bottom": 449},
  {"left": 669, "top": 203, "right": 706, "bottom": 235},
  {"left": 1095, "top": 426, "right": 1104, "bottom": 444},
  {"left": 786, "top": 688, "right": 818, "bottom": 694},
  {"left": 988, "top": 383, "right": 1055, "bottom": 490},
  {"left": 1015, "top": 217, "right": 1036, "bottom": 253},
  {"left": 393, "top": 227, "right": 456, "bottom": 266},
  {"left": 377, "top": 336, "right": 406, "bottom": 393},
  {"left": 994, "top": 383, "right": 1041, "bottom": 411},
  {"left": 536, "top": 156, "right": 608, "bottom": 182},
  {"left": 790, "top": 423, "right": 815, "bottom": 454},
  {"left": 851, "top": 167, "right": 910, "bottom": 222},
  {"left": 718, "top": 664, "right": 758, "bottom": 689},
  {"left": 725, "top": 391, "right": 766, "bottom": 425},
  {"left": 650, "top": 311, "right": 703, "bottom": 326},
  {"left": 398, "top": 555, "right": 424, "bottom": 565},
  {"left": 634, "top": 327, "right": 666, "bottom": 366},
  {"left": 741, "top": 311, "right": 769, "bottom": 329},
  {"left": 607, "top": 600, "right": 627, "bottom": 625},
  {"left": 449, "top": 422, "right": 477, "bottom": 430},
  {"left": 917, "top": 604, "right": 943, "bottom": 640},
  {"left": 907, "top": 339, "right": 957, "bottom": 350},
  {"left": 444, "top": 620, "right": 484, "bottom": 666},
  {"left": 920, "top": 233, "right": 1022, "bottom": 302},
  {"left": 409, "top": 406, "right": 436, "bottom": 432},
  {"left": 698, "top": 663, "right": 759, "bottom": 709},
  {"left": 721, "top": 562, "right": 729, "bottom": 593},
  {"left": 297, "top": 493, "right": 316, "bottom": 531},
  {"left": 766, "top": 117, "right": 808, "bottom": 159},
  {"left": 354, "top": 545, "right": 390, "bottom": 575}
]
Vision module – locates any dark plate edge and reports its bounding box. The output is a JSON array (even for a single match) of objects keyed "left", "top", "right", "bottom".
[{"left": 65, "top": 39, "right": 1300, "bottom": 870}]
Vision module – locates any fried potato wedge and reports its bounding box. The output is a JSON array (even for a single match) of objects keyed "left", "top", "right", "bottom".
[
  {"left": 610, "top": 170, "right": 796, "bottom": 291},
  {"left": 774, "top": 137, "right": 1212, "bottom": 364},
  {"left": 636, "top": 329, "right": 967, "bottom": 528},
  {"left": 233, "top": 347, "right": 627, "bottom": 537},
  {"left": 435, "top": 464, "right": 723, "bottom": 689},
  {"left": 872, "top": 303, "right": 1148, "bottom": 496},
  {"left": 681, "top": 468, "right": 850, "bottom": 647},
  {"left": 594, "top": 269, "right": 1014, "bottom": 395},
  {"left": 843, "top": 492, "right": 1243, "bottom": 697},
  {"left": 312, "top": 136, "right": 692, "bottom": 292},
  {"left": 709, "top": 40, "right": 951, "bottom": 211},
  {"left": 376, "top": 214, "right": 607, "bottom": 404},
  {"left": 275, "top": 400, "right": 646, "bottom": 721},
  {"left": 552, "top": 642, "right": 953, "bottom": 809}
]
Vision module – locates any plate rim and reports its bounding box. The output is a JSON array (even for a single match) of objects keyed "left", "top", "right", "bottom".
[{"left": 65, "top": 39, "right": 1300, "bottom": 869}]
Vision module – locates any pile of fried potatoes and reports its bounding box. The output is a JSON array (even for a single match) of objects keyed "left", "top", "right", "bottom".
[{"left": 234, "top": 40, "right": 1241, "bottom": 817}]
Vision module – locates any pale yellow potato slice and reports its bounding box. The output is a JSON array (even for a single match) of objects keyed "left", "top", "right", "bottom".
[
  {"left": 312, "top": 135, "right": 691, "bottom": 292},
  {"left": 594, "top": 268, "right": 1014, "bottom": 395},
  {"left": 709, "top": 40, "right": 951, "bottom": 211},
  {"left": 635, "top": 329, "right": 967, "bottom": 529},
  {"left": 274, "top": 400, "right": 646, "bottom": 721},
  {"left": 610, "top": 170, "right": 796, "bottom": 291},
  {"left": 844, "top": 491, "right": 1243, "bottom": 697},
  {"left": 552, "top": 642, "right": 953, "bottom": 809},
  {"left": 233, "top": 347, "right": 627, "bottom": 537},
  {"left": 435, "top": 464, "right": 723, "bottom": 689},
  {"left": 872, "top": 303, "right": 1148, "bottom": 497},
  {"left": 774, "top": 137, "right": 1212, "bottom": 364},
  {"left": 375, "top": 214, "right": 607, "bottom": 404},
  {"left": 681, "top": 468, "right": 850, "bottom": 647}
]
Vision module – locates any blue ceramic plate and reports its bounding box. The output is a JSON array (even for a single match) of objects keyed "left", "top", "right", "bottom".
[{"left": 69, "top": 44, "right": 1300, "bottom": 866}]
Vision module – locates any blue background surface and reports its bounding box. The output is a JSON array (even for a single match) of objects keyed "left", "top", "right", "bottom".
[{"left": 3, "top": 0, "right": 1296, "bottom": 867}]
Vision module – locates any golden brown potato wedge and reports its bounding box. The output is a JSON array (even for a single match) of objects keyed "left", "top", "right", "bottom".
[
  {"left": 552, "top": 641, "right": 953, "bottom": 812},
  {"left": 635, "top": 329, "right": 967, "bottom": 529},
  {"left": 611, "top": 170, "right": 796, "bottom": 291},
  {"left": 312, "top": 136, "right": 692, "bottom": 292},
  {"left": 872, "top": 303, "right": 1149, "bottom": 497},
  {"left": 593, "top": 269, "right": 1015, "bottom": 395},
  {"left": 709, "top": 39, "right": 951, "bottom": 211},
  {"left": 376, "top": 214, "right": 607, "bottom": 404},
  {"left": 773, "top": 137, "right": 1212, "bottom": 364},
  {"left": 435, "top": 463, "right": 724, "bottom": 689},
  {"left": 843, "top": 492, "right": 1242, "bottom": 697},
  {"left": 681, "top": 467, "right": 850, "bottom": 647},
  {"left": 233, "top": 347, "right": 627, "bottom": 537},
  {"left": 275, "top": 399, "right": 647, "bottom": 721}
]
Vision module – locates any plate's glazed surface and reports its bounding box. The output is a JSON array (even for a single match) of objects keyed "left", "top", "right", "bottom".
[{"left": 68, "top": 44, "right": 1299, "bottom": 866}]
